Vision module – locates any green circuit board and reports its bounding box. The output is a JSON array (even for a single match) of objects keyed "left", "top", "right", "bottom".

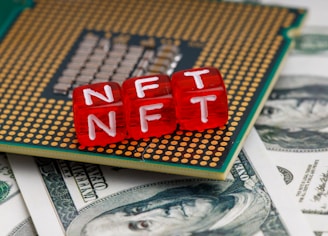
[{"left": 0, "top": 0, "right": 306, "bottom": 180}]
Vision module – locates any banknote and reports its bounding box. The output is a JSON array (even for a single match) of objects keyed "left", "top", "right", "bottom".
[
  {"left": 254, "top": 27, "right": 328, "bottom": 152},
  {"left": 0, "top": 153, "right": 36, "bottom": 236},
  {"left": 8, "top": 129, "right": 313, "bottom": 236},
  {"left": 253, "top": 5, "right": 328, "bottom": 232},
  {"left": 248, "top": 129, "right": 328, "bottom": 235},
  {"left": 255, "top": 19, "right": 328, "bottom": 152},
  {"left": 255, "top": 71, "right": 328, "bottom": 152},
  {"left": 255, "top": 55, "right": 328, "bottom": 233},
  {"left": 270, "top": 152, "right": 328, "bottom": 233},
  {"left": 293, "top": 26, "right": 328, "bottom": 55}
]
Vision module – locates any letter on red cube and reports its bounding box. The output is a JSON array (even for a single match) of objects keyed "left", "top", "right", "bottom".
[
  {"left": 171, "top": 67, "right": 228, "bottom": 131},
  {"left": 122, "top": 74, "right": 176, "bottom": 140},
  {"left": 73, "top": 82, "right": 126, "bottom": 146}
]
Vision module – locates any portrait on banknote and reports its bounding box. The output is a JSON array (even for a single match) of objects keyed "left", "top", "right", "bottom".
[
  {"left": 8, "top": 135, "right": 313, "bottom": 235},
  {"left": 256, "top": 75, "right": 328, "bottom": 151},
  {"left": 67, "top": 177, "right": 286, "bottom": 236}
]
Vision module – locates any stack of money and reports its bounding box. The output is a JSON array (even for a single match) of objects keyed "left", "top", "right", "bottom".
[
  {"left": 4, "top": 130, "right": 314, "bottom": 236},
  {"left": 256, "top": 0, "right": 328, "bottom": 234},
  {"left": 2, "top": 1, "right": 328, "bottom": 235}
]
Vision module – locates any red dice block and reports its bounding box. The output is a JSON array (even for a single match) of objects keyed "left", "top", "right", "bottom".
[
  {"left": 73, "top": 82, "right": 126, "bottom": 146},
  {"left": 171, "top": 67, "right": 228, "bottom": 131},
  {"left": 122, "top": 74, "right": 176, "bottom": 140},
  {"left": 72, "top": 67, "right": 228, "bottom": 146}
]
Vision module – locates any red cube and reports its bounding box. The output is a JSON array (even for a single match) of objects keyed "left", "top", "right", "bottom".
[
  {"left": 73, "top": 82, "right": 126, "bottom": 146},
  {"left": 122, "top": 74, "right": 176, "bottom": 140},
  {"left": 171, "top": 67, "right": 228, "bottom": 131}
]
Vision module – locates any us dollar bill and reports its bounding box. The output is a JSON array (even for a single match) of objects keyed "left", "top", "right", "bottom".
[
  {"left": 293, "top": 26, "right": 328, "bottom": 55},
  {"left": 253, "top": 3, "right": 328, "bottom": 233},
  {"left": 272, "top": 153, "right": 328, "bottom": 233},
  {"left": 7, "top": 129, "right": 313, "bottom": 236},
  {"left": 0, "top": 153, "right": 36, "bottom": 236},
  {"left": 255, "top": 26, "right": 328, "bottom": 153}
]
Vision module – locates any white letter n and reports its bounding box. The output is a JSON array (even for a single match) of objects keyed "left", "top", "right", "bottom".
[
  {"left": 88, "top": 112, "right": 116, "bottom": 140},
  {"left": 83, "top": 85, "right": 114, "bottom": 105}
]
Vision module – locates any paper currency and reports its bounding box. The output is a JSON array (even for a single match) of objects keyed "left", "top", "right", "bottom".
[
  {"left": 293, "top": 27, "right": 328, "bottom": 55},
  {"left": 8, "top": 130, "right": 313, "bottom": 236},
  {"left": 255, "top": 70, "right": 328, "bottom": 152},
  {"left": 255, "top": 26, "right": 328, "bottom": 152},
  {"left": 270, "top": 153, "right": 328, "bottom": 232},
  {"left": 0, "top": 153, "right": 36, "bottom": 236},
  {"left": 254, "top": 6, "right": 328, "bottom": 232}
]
